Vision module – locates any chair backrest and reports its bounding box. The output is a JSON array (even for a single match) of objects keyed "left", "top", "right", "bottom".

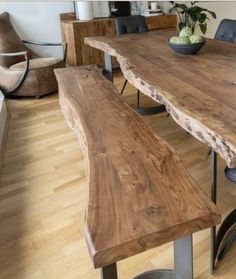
[
  {"left": 214, "top": 19, "right": 236, "bottom": 43},
  {"left": 0, "top": 12, "right": 35, "bottom": 67},
  {"left": 115, "top": 15, "right": 148, "bottom": 35}
]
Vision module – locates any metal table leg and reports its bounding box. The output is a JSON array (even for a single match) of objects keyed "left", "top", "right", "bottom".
[
  {"left": 210, "top": 150, "right": 217, "bottom": 272},
  {"left": 104, "top": 53, "right": 113, "bottom": 82},
  {"left": 104, "top": 52, "right": 166, "bottom": 116}
]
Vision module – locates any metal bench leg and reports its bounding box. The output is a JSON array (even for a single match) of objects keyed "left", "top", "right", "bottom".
[
  {"left": 100, "top": 236, "right": 193, "bottom": 279},
  {"left": 101, "top": 263, "right": 118, "bottom": 279},
  {"left": 104, "top": 53, "right": 113, "bottom": 82},
  {"left": 133, "top": 235, "right": 193, "bottom": 279},
  {"left": 174, "top": 235, "right": 193, "bottom": 279}
]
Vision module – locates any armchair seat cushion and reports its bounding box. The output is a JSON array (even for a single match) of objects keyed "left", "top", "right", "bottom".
[
  {"left": 10, "top": 57, "right": 63, "bottom": 70},
  {"left": 6, "top": 57, "right": 65, "bottom": 97}
]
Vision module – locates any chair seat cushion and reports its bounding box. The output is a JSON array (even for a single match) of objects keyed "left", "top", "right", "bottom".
[
  {"left": 10, "top": 57, "right": 62, "bottom": 70},
  {"left": 7, "top": 57, "right": 65, "bottom": 97}
]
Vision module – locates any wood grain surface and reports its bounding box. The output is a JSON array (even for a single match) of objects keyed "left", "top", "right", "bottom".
[
  {"left": 85, "top": 30, "right": 236, "bottom": 168},
  {"left": 55, "top": 66, "right": 220, "bottom": 268}
]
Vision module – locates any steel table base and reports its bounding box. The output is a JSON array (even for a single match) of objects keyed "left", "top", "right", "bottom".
[
  {"left": 104, "top": 53, "right": 166, "bottom": 116},
  {"left": 135, "top": 105, "right": 166, "bottom": 116}
]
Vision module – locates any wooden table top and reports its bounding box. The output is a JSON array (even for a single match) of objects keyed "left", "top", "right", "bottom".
[
  {"left": 85, "top": 30, "right": 236, "bottom": 167},
  {"left": 55, "top": 66, "right": 220, "bottom": 268}
]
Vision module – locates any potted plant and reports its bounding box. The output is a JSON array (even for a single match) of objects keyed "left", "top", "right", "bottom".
[
  {"left": 169, "top": 1, "right": 216, "bottom": 34},
  {"left": 167, "top": 1, "right": 216, "bottom": 55}
]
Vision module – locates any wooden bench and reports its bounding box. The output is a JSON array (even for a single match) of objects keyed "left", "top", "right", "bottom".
[{"left": 54, "top": 66, "right": 221, "bottom": 279}]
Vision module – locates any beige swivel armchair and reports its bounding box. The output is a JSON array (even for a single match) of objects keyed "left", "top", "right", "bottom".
[{"left": 0, "top": 12, "right": 67, "bottom": 98}]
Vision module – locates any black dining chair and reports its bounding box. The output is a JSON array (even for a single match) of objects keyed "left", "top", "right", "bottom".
[
  {"left": 215, "top": 19, "right": 236, "bottom": 183},
  {"left": 115, "top": 15, "right": 147, "bottom": 110}
]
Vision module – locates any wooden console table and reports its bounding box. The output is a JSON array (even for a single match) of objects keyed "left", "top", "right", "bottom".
[{"left": 60, "top": 13, "right": 177, "bottom": 66}]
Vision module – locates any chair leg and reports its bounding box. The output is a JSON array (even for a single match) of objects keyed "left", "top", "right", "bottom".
[
  {"left": 120, "top": 79, "right": 128, "bottom": 95},
  {"left": 137, "top": 90, "right": 140, "bottom": 109}
]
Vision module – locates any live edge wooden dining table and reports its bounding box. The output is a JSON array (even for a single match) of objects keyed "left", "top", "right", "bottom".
[{"left": 85, "top": 29, "right": 236, "bottom": 272}]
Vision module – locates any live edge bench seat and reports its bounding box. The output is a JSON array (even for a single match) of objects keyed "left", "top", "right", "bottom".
[{"left": 55, "top": 66, "right": 220, "bottom": 277}]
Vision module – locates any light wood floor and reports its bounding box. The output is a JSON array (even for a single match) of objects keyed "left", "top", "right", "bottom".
[{"left": 0, "top": 74, "right": 236, "bottom": 279}]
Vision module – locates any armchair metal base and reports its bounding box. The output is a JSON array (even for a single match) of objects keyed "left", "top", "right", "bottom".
[{"left": 0, "top": 51, "right": 29, "bottom": 97}]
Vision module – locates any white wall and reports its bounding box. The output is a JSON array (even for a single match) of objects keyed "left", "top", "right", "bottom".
[
  {"left": 0, "top": 2, "right": 74, "bottom": 58},
  {"left": 160, "top": 1, "right": 236, "bottom": 38}
]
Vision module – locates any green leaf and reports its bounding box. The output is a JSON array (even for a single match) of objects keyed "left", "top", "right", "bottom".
[
  {"left": 187, "top": 10, "right": 200, "bottom": 22},
  {"left": 173, "top": 3, "right": 188, "bottom": 10},
  {"left": 169, "top": 1, "right": 216, "bottom": 34},
  {"left": 186, "top": 6, "right": 206, "bottom": 13},
  {"left": 199, "top": 23, "right": 207, "bottom": 34},
  {"left": 178, "top": 22, "right": 186, "bottom": 31},
  {"left": 207, "top": 11, "right": 216, "bottom": 19},
  {"left": 198, "top": 13, "right": 207, "bottom": 23}
]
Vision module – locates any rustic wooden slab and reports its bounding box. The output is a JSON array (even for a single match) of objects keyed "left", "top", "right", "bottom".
[
  {"left": 55, "top": 66, "right": 220, "bottom": 268},
  {"left": 85, "top": 30, "right": 236, "bottom": 168}
]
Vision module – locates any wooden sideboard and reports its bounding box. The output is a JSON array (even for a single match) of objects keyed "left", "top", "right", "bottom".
[{"left": 60, "top": 13, "right": 177, "bottom": 66}]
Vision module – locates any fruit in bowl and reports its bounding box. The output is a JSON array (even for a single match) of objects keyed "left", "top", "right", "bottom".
[
  {"left": 189, "top": 34, "right": 204, "bottom": 44},
  {"left": 179, "top": 26, "right": 193, "bottom": 38},
  {"left": 169, "top": 36, "right": 190, "bottom": 45},
  {"left": 168, "top": 27, "right": 206, "bottom": 55}
]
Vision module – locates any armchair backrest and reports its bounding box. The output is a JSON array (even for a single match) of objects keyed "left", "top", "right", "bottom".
[
  {"left": 215, "top": 19, "right": 236, "bottom": 43},
  {"left": 115, "top": 15, "right": 148, "bottom": 35},
  {"left": 0, "top": 12, "right": 35, "bottom": 67}
]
